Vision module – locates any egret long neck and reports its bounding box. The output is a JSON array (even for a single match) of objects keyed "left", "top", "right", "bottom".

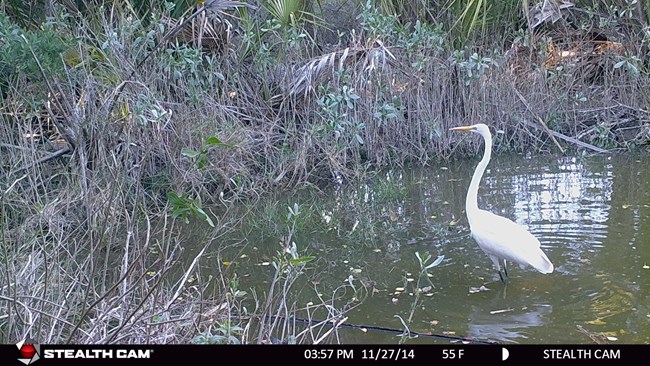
[{"left": 466, "top": 131, "right": 492, "bottom": 226}]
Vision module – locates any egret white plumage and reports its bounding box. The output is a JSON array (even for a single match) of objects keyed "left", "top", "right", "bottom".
[{"left": 450, "top": 124, "right": 554, "bottom": 281}]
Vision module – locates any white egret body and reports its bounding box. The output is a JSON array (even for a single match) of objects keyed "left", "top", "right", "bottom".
[{"left": 451, "top": 124, "right": 554, "bottom": 281}]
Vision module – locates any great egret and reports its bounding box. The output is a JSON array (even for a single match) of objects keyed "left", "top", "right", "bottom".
[{"left": 450, "top": 124, "right": 554, "bottom": 281}]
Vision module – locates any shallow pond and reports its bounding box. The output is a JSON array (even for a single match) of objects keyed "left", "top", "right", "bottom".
[{"left": 200, "top": 153, "right": 650, "bottom": 344}]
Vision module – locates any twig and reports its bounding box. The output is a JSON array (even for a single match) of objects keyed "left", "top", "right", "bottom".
[
  {"left": 614, "top": 100, "right": 650, "bottom": 115},
  {"left": 0, "top": 143, "right": 33, "bottom": 151},
  {"left": 517, "top": 117, "right": 609, "bottom": 153},
  {"left": 511, "top": 85, "right": 565, "bottom": 153},
  {"left": 313, "top": 316, "right": 348, "bottom": 344},
  {"left": 2, "top": 174, "right": 28, "bottom": 196},
  {"left": 576, "top": 324, "right": 609, "bottom": 344},
  {"left": 9, "top": 148, "right": 71, "bottom": 176}
]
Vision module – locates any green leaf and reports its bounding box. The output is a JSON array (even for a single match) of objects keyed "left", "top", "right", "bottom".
[
  {"left": 233, "top": 290, "right": 248, "bottom": 298},
  {"left": 171, "top": 207, "right": 191, "bottom": 224},
  {"left": 207, "top": 335, "right": 227, "bottom": 344},
  {"left": 415, "top": 251, "right": 424, "bottom": 267},
  {"left": 181, "top": 148, "right": 201, "bottom": 158},
  {"left": 193, "top": 207, "right": 215, "bottom": 227},
  {"left": 197, "top": 156, "right": 208, "bottom": 170},
  {"left": 627, "top": 63, "right": 639, "bottom": 75},
  {"left": 205, "top": 136, "right": 222, "bottom": 145},
  {"left": 289, "top": 256, "right": 315, "bottom": 265},
  {"left": 206, "top": 136, "right": 233, "bottom": 148},
  {"left": 166, "top": 191, "right": 183, "bottom": 205},
  {"left": 426, "top": 255, "right": 445, "bottom": 269}
]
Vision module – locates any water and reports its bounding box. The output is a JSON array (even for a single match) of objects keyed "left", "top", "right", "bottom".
[{"left": 203, "top": 153, "right": 650, "bottom": 344}]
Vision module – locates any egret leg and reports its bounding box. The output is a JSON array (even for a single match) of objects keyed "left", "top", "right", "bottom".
[
  {"left": 489, "top": 255, "right": 507, "bottom": 283},
  {"left": 498, "top": 270, "right": 506, "bottom": 283},
  {"left": 498, "top": 259, "right": 508, "bottom": 283}
]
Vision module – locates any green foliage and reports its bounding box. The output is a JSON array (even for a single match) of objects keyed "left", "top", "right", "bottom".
[
  {"left": 228, "top": 274, "right": 248, "bottom": 301},
  {"left": 287, "top": 201, "right": 301, "bottom": 220},
  {"left": 238, "top": 0, "right": 315, "bottom": 63},
  {"left": 316, "top": 81, "right": 364, "bottom": 145},
  {"left": 358, "top": 0, "right": 399, "bottom": 39},
  {"left": 273, "top": 241, "right": 316, "bottom": 270},
  {"left": 357, "top": 0, "right": 520, "bottom": 51},
  {"left": 447, "top": 0, "right": 522, "bottom": 47},
  {"left": 401, "top": 21, "right": 446, "bottom": 69},
  {"left": 614, "top": 53, "right": 644, "bottom": 77},
  {"left": 372, "top": 175, "right": 407, "bottom": 202},
  {"left": 166, "top": 191, "right": 214, "bottom": 227},
  {"left": 161, "top": 42, "right": 203, "bottom": 79},
  {"left": 182, "top": 136, "right": 233, "bottom": 170},
  {"left": 415, "top": 252, "right": 445, "bottom": 279},
  {"left": 191, "top": 272, "right": 247, "bottom": 344},
  {"left": 167, "top": 0, "right": 198, "bottom": 19},
  {"left": 263, "top": 0, "right": 307, "bottom": 27},
  {"left": 270, "top": 203, "right": 316, "bottom": 270},
  {"left": 449, "top": 49, "right": 499, "bottom": 86},
  {"left": 191, "top": 320, "right": 244, "bottom": 344},
  {"left": 449, "top": 0, "right": 487, "bottom": 42},
  {"left": 2, "top": 0, "right": 50, "bottom": 27},
  {"left": 373, "top": 96, "right": 404, "bottom": 128},
  {"left": 159, "top": 42, "right": 226, "bottom": 102},
  {"left": 132, "top": 93, "right": 172, "bottom": 125},
  {"left": 395, "top": 251, "right": 444, "bottom": 344},
  {"left": 317, "top": 171, "right": 409, "bottom": 247},
  {"left": 242, "top": 196, "right": 323, "bottom": 243},
  {"left": 358, "top": 1, "right": 447, "bottom": 63},
  {"left": 373, "top": 0, "right": 433, "bottom": 24},
  {"left": 0, "top": 13, "right": 71, "bottom": 89},
  {"left": 585, "top": 124, "right": 618, "bottom": 149}
]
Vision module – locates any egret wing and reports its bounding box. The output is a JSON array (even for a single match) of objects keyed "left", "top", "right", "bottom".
[{"left": 470, "top": 210, "right": 553, "bottom": 273}]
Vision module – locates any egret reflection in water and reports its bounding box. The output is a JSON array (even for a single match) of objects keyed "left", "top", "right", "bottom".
[{"left": 467, "top": 303, "right": 553, "bottom": 343}]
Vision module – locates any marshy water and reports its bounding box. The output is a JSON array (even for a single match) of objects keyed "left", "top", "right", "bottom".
[{"left": 198, "top": 153, "right": 650, "bottom": 344}]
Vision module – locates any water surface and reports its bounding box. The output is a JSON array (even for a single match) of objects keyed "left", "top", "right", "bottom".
[{"left": 202, "top": 153, "right": 650, "bottom": 344}]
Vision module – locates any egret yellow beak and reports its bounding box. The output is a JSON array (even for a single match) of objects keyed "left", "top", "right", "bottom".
[{"left": 450, "top": 125, "right": 476, "bottom": 132}]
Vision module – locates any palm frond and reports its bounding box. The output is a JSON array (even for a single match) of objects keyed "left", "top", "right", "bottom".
[{"left": 279, "top": 42, "right": 396, "bottom": 100}]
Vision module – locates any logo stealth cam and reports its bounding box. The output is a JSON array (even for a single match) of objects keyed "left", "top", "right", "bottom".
[{"left": 16, "top": 338, "right": 41, "bottom": 365}]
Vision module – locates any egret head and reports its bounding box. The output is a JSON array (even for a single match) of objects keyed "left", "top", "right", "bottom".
[{"left": 450, "top": 123, "right": 491, "bottom": 138}]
